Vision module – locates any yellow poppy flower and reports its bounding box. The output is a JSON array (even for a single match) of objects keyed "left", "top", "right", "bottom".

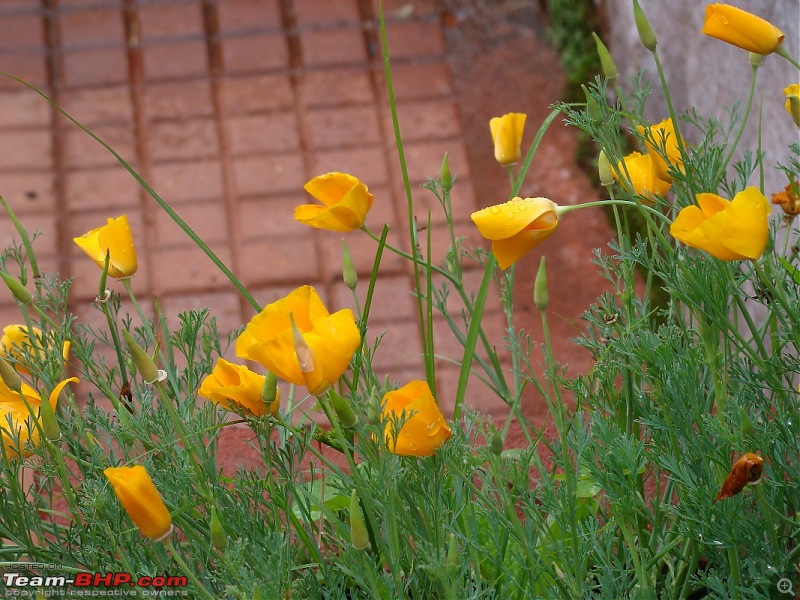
[
  {"left": 0, "top": 325, "right": 71, "bottom": 375},
  {"left": 614, "top": 152, "right": 671, "bottom": 200},
  {"left": 382, "top": 380, "right": 451, "bottom": 457},
  {"left": 702, "top": 4, "right": 784, "bottom": 55},
  {"left": 198, "top": 358, "right": 279, "bottom": 416},
  {"left": 294, "top": 172, "right": 374, "bottom": 232},
  {"left": 235, "top": 286, "right": 360, "bottom": 394},
  {"left": 637, "top": 118, "right": 683, "bottom": 182},
  {"left": 670, "top": 186, "right": 771, "bottom": 260},
  {"left": 1, "top": 377, "right": 77, "bottom": 459},
  {"left": 73, "top": 215, "right": 137, "bottom": 278},
  {"left": 489, "top": 113, "right": 526, "bottom": 166},
  {"left": 471, "top": 197, "right": 561, "bottom": 270},
  {"left": 104, "top": 465, "right": 173, "bottom": 541}
]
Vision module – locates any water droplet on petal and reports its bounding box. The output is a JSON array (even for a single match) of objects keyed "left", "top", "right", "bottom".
[{"left": 489, "top": 207, "right": 501, "bottom": 214}]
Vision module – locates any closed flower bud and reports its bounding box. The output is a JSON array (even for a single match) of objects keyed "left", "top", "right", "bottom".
[
  {"left": 633, "top": 0, "right": 657, "bottom": 51},
  {"left": 592, "top": 32, "right": 617, "bottom": 80},
  {"left": 104, "top": 465, "right": 173, "bottom": 540},
  {"left": 714, "top": 452, "right": 764, "bottom": 502},
  {"left": 598, "top": 150, "right": 615, "bottom": 187},
  {"left": 489, "top": 431, "right": 503, "bottom": 455},
  {"left": 446, "top": 533, "right": 458, "bottom": 571},
  {"left": 703, "top": 4, "right": 784, "bottom": 55},
  {"left": 209, "top": 506, "right": 227, "bottom": 551},
  {"left": 341, "top": 239, "right": 358, "bottom": 290},
  {"left": 261, "top": 370, "right": 279, "bottom": 414},
  {"left": 349, "top": 489, "right": 370, "bottom": 550},
  {"left": 0, "top": 356, "right": 22, "bottom": 392},
  {"left": 440, "top": 152, "right": 452, "bottom": 192},
  {"left": 739, "top": 407, "right": 754, "bottom": 438},
  {"left": 582, "top": 85, "right": 602, "bottom": 122},
  {"left": 534, "top": 256, "right": 549, "bottom": 312},
  {"left": 328, "top": 390, "right": 357, "bottom": 428},
  {"left": 0, "top": 271, "right": 32, "bottom": 304},
  {"left": 121, "top": 329, "right": 160, "bottom": 384},
  {"left": 489, "top": 113, "right": 527, "bottom": 166},
  {"left": 789, "top": 95, "right": 800, "bottom": 129}
]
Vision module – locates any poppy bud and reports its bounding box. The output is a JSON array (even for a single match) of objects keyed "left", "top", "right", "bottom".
[
  {"left": 446, "top": 533, "right": 458, "bottom": 571},
  {"left": 592, "top": 32, "right": 617, "bottom": 80},
  {"left": 440, "top": 152, "right": 452, "bottom": 192},
  {"left": 341, "top": 239, "right": 358, "bottom": 291},
  {"left": 210, "top": 506, "right": 227, "bottom": 551},
  {"left": 633, "top": 0, "right": 657, "bottom": 51},
  {"left": 598, "top": 150, "right": 615, "bottom": 187},
  {"left": 0, "top": 271, "right": 32, "bottom": 305},
  {"left": 714, "top": 452, "right": 764, "bottom": 502},
  {"left": 349, "top": 489, "right": 370, "bottom": 550},
  {"left": 328, "top": 390, "right": 357, "bottom": 428},
  {"left": 0, "top": 356, "right": 21, "bottom": 392},
  {"left": 534, "top": 256, "right": 549, "bottom": 312},
  {"left": 121, "top": 329, "right": 161, "bottom": 384}
]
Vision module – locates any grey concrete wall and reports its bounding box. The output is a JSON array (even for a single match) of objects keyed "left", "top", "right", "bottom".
[{"left": 604, "top": 0, "right": 799, "bottom": 192}]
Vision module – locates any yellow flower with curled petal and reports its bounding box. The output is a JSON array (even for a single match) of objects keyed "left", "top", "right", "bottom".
[
  {"left": 637, "top": 118, "right": 683, "bottom": 182},
  {"left": 235, "top": 286, "right": 360, "bottom": 395},
  {"left": 1, "top": 377, "right": 77, "bottom": 460},
  {"left": 295, "top": 172, "right": 374, "bottom": 232},
  {"left": 471, "top": 197, "right": 561, "bottom": 270},
  {"left": 0, "top": 325, "right": 71, "bottom": 376},
  {"left": 614, "top": 152, "right": 671, "bottom": 201},
  {"left": 490, "top": 113, "right": 526, "bottom": 166},
  {"left": 784, "top": 84, "right": 800, "bottom": 127},
  {"left": 702, "top": 4, "right": 784, "bottom": 55},
  {"left": 198, "top": 358, "right": 279, "bottom": 416},
  {"left": 104, "top": 465, "right": 173, "bottom": 541},
  {"left": 670, "top": 186, "right": 771, "bottom": 260},
  {"left": 382, "top": 380, "right": 451, "bottom": 457},
  {"left": 73, "top": 215, "right": 137, "bottom": 278}
]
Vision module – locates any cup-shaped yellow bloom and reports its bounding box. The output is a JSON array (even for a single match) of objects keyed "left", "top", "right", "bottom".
[
  {"left": 471, "top": 197, "right": 560, "bottom": 269},
  {"left": 614, "top": 152, "right": 671, "bottom": 201},
  {"left": 0, "top": 325, "right": 70, "bottom": 376},
  {"left": 490, "top": 113, "right": 526, "bottom": 166},
  {"left": 1, "top": 377, "right": 77, "bottom": 459},
  {"left": 235, "top": 286, "right": 360, "bottom": 393},
  {"left": 702, "top": 4, "right": 784, "bottom": 55},
  {"left": 637, "top": 118, "right": 683, "bottom": 182},
  {"left": 104, "top": 465, "right": 173, "bottom": 541},
  {"left": 382, "top": 380, "right": 451, "bottom": 457},
  {"left": 670, "top": 186, "right": 771, "bottom": 260},
  {"left": 294, "top": 172, "right": 374, "bottom": 232},
  {"left": 73, "top": 215, "right": 137, "bottom": 278},
  {"left": 198, "top": 358, "right": 279, "bottom": 416}
]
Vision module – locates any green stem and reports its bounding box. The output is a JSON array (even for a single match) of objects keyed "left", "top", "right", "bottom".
[
  {"left": 0, "top": 196, "right": 40, "bottom": 282},
  {"left": 776, "top": 45, "right": 800, "bottom": 70},
  {"left": 652, "top": 49, "right": 688, "bottom": 167},
  {"left": 511, "top": 108, "right": 563, "bottom": 198},
  {"left": 715, "top": 63, "right": 758, "bottom": 183},
  {"left": 164, "top": 540, "right": 217, "bottom": 600}
]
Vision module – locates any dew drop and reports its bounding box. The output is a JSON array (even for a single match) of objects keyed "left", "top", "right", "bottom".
[
  {"left": 516, "top": 203, "right": 529, "bottom": 212},
  {"left": 489, "top": 207, "right": 501, "bottom": 214}
]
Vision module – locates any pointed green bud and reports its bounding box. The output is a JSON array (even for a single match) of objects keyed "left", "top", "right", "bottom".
[
  {"left": 366, "top": 390, "right": 382, "bottom": 424},
  {"left": 440, "top": 152, "right": 452, "bottom": 192},
  {"left": 582, "top": 85, "right": 602, "bottom": 122},
  {"left": 0, "top": 357, "right": 21, "bottom": 392},
  {"left": 633, "top": 0, "right": 657, "bottom": 51},
  {"left": 39, "top": 392, "right": 60, "bottom": 442},
  {"left": 261, "top": 370, "right": 278, "bottom": 411},
  {"left": 328, "top": 390, "right": 357, "bottom": 428},
  {"left": 121, "top": 329, "right": 160, "bottom": 384},
  {"left": 598, "top": 150, "right": 615, "bottom": 187},
  {"left": 489, "top": 431, "right": 503, "bottom": 455},
  {"left": 349, "top": 489, "right": 370, "bottom": 550},
  {"left": 790, "top": 95, "right": 800, "bottom": 129},
  {"left": 739, "top": 407, "right": 754, "bottom": 438},
  {"left": 591, "top": 32, "right": 617, "bottom": 80},
  {"left": 210, "top": 506, "right": 228, "bottom": 551},
  {"left": 341, "top": 239, "right": 358, "bottom": 290},
  {"left": 534, "top": 256, "right": 549, "bottom": 312},
  {"left": 0, "top": 271, "right": 32, "bottom": 304},
  {"left": 445, "top": 533, "right": 458, "bottom": 571}
]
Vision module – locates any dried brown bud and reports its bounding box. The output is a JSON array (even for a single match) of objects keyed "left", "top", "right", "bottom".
[{"left": 714, "top": 452, "right": 764, "bottom": 502}]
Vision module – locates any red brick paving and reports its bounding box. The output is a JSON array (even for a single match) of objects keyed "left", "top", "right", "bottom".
[{"left": 0, "top": 0, "right": 510, "bottom": 450}]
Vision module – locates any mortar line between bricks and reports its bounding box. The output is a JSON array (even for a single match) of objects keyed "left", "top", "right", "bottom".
[
  {"left": 200, "top": 0, "right": 248, "bottom": 324},
  {"left": 278, "top": 0, "right": 333, "bottom": 302},
  {"left": 356, "top": 0, "right": 425, "bottom": 361},
  {"left": 122, "top": 0, "right": 158, "bottom": 315},
  {"left": 42, "top": 0, "right": 71, "bottom": 281}
]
